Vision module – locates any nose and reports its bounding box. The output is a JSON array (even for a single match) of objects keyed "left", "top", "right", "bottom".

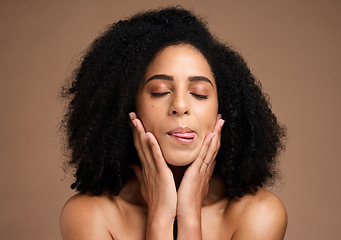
[{"left": 168, "top": 93, "right": 190, "bottom": 116}]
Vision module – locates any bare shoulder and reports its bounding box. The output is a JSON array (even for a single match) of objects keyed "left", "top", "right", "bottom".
[
  {"left": 230, "top": 188, "right": 287, "bottom": 240},
  {"left": 60, "top": 193, "right": 119, "bottom": 240}
]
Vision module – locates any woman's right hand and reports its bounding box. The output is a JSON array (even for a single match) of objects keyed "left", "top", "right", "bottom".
[{"left": 129, "top": 112, "right": 176, "bottom": 240}]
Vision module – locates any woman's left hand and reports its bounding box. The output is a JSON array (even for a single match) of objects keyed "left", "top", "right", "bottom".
[{"left": 176, "top": 117, "right": 224, "bottom": 239}]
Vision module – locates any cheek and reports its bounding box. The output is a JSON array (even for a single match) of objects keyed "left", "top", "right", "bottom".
[
  {"left": 203, "top": 114, "right": 217, "bottom": 133},
  {"left": 196, "top": 101, "right": 218, "bottom": 131},
  {"left": 136, "top": 104, "right": 159, "bottom": 132}
]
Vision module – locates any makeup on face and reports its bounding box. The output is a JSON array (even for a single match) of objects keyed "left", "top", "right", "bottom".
[{"left": 135, "top": 44, "right": 219, "bottom": 166}]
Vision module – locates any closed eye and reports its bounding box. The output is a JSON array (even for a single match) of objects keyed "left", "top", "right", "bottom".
[
  {"left": 191, "top": 93, "right": 208, "bottom": 99},
  {"left": 151, "top": 92, "right": 170, "bottom": 97}
]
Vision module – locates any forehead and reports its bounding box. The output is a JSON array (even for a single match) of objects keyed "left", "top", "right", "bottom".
[{"left": 143, "top": 44, "right": 215, "bottom": 85}]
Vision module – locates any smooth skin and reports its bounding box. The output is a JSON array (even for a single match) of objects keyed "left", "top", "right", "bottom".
[
  {"left": 129, "top": 111, "right": 223, "bottom": 240},
  {"left": 60, "top": 45, "right": 287, "bottom": 239},
  {"left": 135, "top": 45, "right": 220, "bottom": 167}
]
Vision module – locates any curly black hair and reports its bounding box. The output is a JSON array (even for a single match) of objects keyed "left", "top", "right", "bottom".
[{"left": 62, "top": 6, "right": 286, "bottom": 198}]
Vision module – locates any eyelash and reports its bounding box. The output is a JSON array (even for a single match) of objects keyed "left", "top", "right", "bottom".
[
  {"left": 191, "top": 93, "right": 208, "bottom": 99},
  {"left": 151, "top": 92, "right": 208, "bottom": 99},
  {"left": 151, "top": 92, "right": 170, "bottom": 97}
]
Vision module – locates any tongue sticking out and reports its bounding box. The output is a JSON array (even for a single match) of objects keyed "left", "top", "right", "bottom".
[{"left": 170, "top": 132, "right": 196, "bottom": 139}]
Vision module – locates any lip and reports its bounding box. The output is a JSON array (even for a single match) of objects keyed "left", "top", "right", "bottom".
[{"left": 167, "top": 127, "right": 196, "bottom": 144}]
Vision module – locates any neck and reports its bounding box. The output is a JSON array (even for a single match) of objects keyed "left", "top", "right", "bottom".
[
  {"left": 120, "top": 165, "right": 226, "bottom": 206},
  {"left": 167, "top": 164, "right": 188, "bottom": 189}
]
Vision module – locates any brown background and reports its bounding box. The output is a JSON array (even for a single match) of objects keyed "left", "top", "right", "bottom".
[{"left": 0, "top": 0, "right": 340, "bottom": 239}]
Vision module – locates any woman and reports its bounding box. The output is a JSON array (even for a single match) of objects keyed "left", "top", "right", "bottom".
[{"left": 60, "top": 7, "right": 287, "bottom": 239}]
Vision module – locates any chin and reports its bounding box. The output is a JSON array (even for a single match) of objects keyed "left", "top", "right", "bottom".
[
  {"left": 163, "top": 151, "right": 198, "bottom": 167},
  {"left": 165, "top": 159, "right": 193, "bottom": 167}
]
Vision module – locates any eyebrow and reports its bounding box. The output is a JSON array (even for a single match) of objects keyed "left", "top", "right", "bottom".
[
  {"left": 145, "top": 74, "right": 214, "bottom": 88},
  {"left": 145, "top": 74, "right": 173, "bottom": 83},
  {"left": 189, "top": 76, "right": 214, "bottom": 87}
]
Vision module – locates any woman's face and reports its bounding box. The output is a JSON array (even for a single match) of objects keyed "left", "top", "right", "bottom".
[{"left": 135, "top": 44, "right": 219, "bottom": 166}]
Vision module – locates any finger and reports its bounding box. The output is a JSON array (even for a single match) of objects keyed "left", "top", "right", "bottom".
[
  {"left": 129, "top": 114, "right": 154, "bottom": 170},
  {"left": 201, "top": 134, "right": 217, "bottom": 170},
  {"left": 128, "top": 112, "right": 138, "bottom": 130},
  {"left": 129, "top": 112, "right": 137, "bottom": 121},
  {"left": 146, "top": 132, "right": 168, "bottom": 172},
  {"left": 129, "top": 117, "right": 145, "bottom": 165},
  {"left": 208, "top": 160, "right": 216, "bottom": 178},
  {"left": 213, "top": 119, "right": 224, "bottom": 155},
  {"left": 192, "top": 116, "right": 224, "bottom": 169},
  {"left": 207, "top": 118, "right": 224, "bottom": 157},
  {"left": 128, "top": 112, "right": 139, "bottom": 141},
  {"left": 191, "top": 132, "right": 215, "bottom": 169},
  {"left": 201, "top": 119, "right": 224, "bottom": 171},
  {"left": 213, "top": 118, "right": 224, "bottom": 135},
  {"left": 134, "top": 119, "right": 156, "bottom": 170}
]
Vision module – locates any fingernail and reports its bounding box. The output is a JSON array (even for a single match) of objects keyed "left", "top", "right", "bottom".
[
  {"left": 129, "top": 112, "right": 134, "bottom": 121},
  {"left": 220, "top": 120, "right": 225, "bottom": 127},
  {"left": 132, "top": 119, "right": 137, "bottom": 127},
  {"left": 217, "top": 114, "right": 222, "bottom": 120}
]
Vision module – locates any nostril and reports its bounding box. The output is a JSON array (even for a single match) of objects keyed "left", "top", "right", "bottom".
[{"left": 171, "top": 110, "right": 188, "bottom": 115}]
